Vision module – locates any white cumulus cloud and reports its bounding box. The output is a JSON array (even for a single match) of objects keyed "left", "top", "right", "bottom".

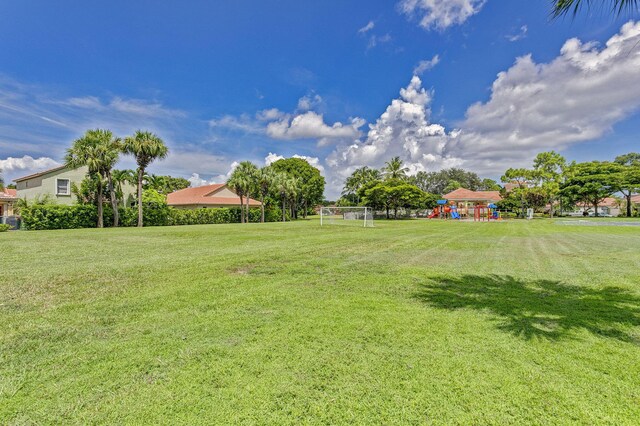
[
  {"left": 399, "top": 0, "right": 486, "bottom": 31},
  {"left": 414, "top": 55, "right": 441, "bottom": 75},
  {"left": 266, "top": 111, "right": 364, "bottom": 142}
]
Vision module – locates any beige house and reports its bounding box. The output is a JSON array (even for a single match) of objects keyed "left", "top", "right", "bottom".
[
  {"left": 14, "top": 165, "right": 136, "bottom": 206},
  {"left": 0, "top": 188, "right": 17, "bottom": 220},
  {"left": 167, "top": 184, "right": 261, "bottom": 209}
]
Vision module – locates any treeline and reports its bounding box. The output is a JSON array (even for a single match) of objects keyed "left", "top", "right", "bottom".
[
  {"left": 338, "top": 156, "right": 500, "bottom": 218},
  {"left": 226, "top": 157, "right": 325, "bottom": 223},
  {"left": 499, "top": 152, "right": 640, "bottom": 217}
]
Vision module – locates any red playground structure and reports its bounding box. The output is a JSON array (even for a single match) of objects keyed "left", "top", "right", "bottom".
[{"left": 474, "top": 203, "right": 500, "bottom": 221}]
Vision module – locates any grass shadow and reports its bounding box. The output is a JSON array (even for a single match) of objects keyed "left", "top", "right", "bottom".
[{"left": 414, "top": 275, "right": 640, "bottom": 343}]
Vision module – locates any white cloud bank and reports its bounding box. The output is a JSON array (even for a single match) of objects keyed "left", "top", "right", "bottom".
[
  {"left": 399, "top": 0, "right": 486, "bottom": 31},
  {"left": 266, "top": 111, "right": 364, "bottom": 145},
  {"left": 327, "top": 21, "right": 640, "bottom": 187},
  {"left": 0, "top": 155, "right": 60, "bottom": 174}
]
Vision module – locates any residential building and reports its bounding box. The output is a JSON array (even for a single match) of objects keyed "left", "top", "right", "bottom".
[
  {"left": 0, "top": 188, "right": 17, "bottom": 221},
  {"left": 14, "top": 165, "right": 136, "bottom": 206},
  {"left": 568, "top": 197, "right": 622, "bottom": 217},
  {"left": 167, "top": 184, "right": 261, "bottom": 209}
]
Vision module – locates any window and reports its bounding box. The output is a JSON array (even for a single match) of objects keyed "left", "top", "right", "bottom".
[{"left": 56, "top": 178, "right": 70, "bottom": 196}]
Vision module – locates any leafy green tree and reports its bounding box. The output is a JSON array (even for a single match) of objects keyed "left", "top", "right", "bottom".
[
  {"left": 270, "top": 158, "right": 325, "bottom": 219},
  {"left": 0, "top": 167, "right": 4, "bottom": 191},
  {"left": 363, "top": 179, "right": 429, "bottom": 219},
  {"left": 532, "top": 151, "right": 566, "bottom": 218},
  {"left": 342, "top": 166, "right": 382, "bottom": 205},
  {"left": 443, "top": 180, "right": 462, "bottom": 194},
  {"left": 561, "top": 161, "right": 623, "bottom": 216},
  {"left": 478, "top": 178, "right": 501, "bottom": 191},
  {"left": 66, "top": 129, "right": 122, "bottom": 228},
  {"left": 122, "top": 131, "right": 169, "bottom": 227},
  {"left": 552, "top": 0, "right": 638, "bottom": 17},
  {"left": 614, "top": 153, "right": 640, "bottom": 217},
  {"left": 501, "top": 168, "right": 533, "bottom": 218},
  {"left": 144, "top": 174, "right": 191, "bottom": 194},
  {"left": 382, "top": 157, "right": 409, "bottom": 180},
  {"left": 272, "top": 173, "right": 297, "bottom": 222},
  {"left": 410, "top": 168, "right": 483, "bottom": 194}
]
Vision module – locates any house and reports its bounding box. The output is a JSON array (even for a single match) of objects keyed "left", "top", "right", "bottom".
[
  {"left": 0, "top": 188, "right": 18, "bottom": 222},
  {"left": 15, "top": 165, "right": 89, "bottom": 205},
  {"left": 14, "top": 165, "right": 136, "bottom": 206},
  {"left": 167, "top": 184, "right": 261, "bottom": 209},
  {"left": 569, "top": 197, "right": 622, "bottom": 217},
  {"left": 442, "top": 188, "right": 502, "bottom": 217}
]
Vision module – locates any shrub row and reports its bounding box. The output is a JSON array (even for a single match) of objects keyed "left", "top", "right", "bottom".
[
  {"left": 0, "top": 224, "right": 10, "bottom": 232},
  {"left": 20, "top": 204, "right": 284, "bottom": 230}
]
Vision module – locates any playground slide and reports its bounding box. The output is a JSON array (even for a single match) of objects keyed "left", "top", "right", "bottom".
[
  {"left": 428, "top": 208, "right": 439, "bottom": 219},
  {"left": 450, "top": 211, "right": 460, "bottom": 219}
]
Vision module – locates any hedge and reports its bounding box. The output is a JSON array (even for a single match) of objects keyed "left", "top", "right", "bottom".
[
  {"left": 20, "top": 204, "right": 284, "bottom": 230},
  {"left": 0, "top": 224, "right": 10, "bottom": 232}
]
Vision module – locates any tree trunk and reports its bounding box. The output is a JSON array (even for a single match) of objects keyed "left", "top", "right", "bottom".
[
  {"left": 303, "top": 200, "right": 308, "bottom": 219},
  {"left": 594, "top": 201, "right": 599, "bottom": 217},
  {"left": 386, "top": 206, "right": 390, "bottom": 219},
  {"left": 97, "top": 177, "right": 104, "bottom": 228},
  {"left": 394, "top": 207, "right": 398, "bottom": 219},
  {"left": 549, "top": 198, "right": 554, "bottom": 219},
  {"left": 626, "top": 192, "right": 632, "bottom": 217},
  {"left": 137, "top": 168, "right": 144, "bottom": 227},
  {"left": 240, "top": 195, "right": 245, "bottom": 224},
  {"left": 260, "top": 194, "right": 265, "bottom": 223},
  {"left": 107, "top": 171, "right": 119, "bottom": 227},
  {"left": 282, "top": 196, "right": 286, "bottom": 222},
  {"left": 245, "top": 191, "right": 251, "bottom": 224}
]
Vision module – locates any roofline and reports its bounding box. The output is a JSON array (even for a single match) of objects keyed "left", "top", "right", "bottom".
[{"left": 13, "top": 164, "right": 67, "bottom": 182}]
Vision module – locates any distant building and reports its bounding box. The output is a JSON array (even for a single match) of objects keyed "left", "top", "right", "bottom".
[
  {"left": 568, "top": 197, "right": 622, "bottom": 217},
  {"left": 14, "top": 165, "right": 136, "bottom": 206},
  {"left": 0, "top": 188, "right": 17, "bottom": 220},
  {"left": 167, "top": 184, "right": 261, "bottom": 209},
  {"left": 442, "top": 188, "right": 502, "bottom": 218}
]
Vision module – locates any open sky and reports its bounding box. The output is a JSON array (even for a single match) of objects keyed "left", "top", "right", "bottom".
[{"left": 1, "top": 0, "right": 639, "bottom": 198}]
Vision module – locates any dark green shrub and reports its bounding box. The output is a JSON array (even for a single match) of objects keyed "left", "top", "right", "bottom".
[
  {"left": 20, "top": 205, "right": 98, "bottom": 230},
  {"left": 0, "top": 224, "right": 10, "bottom": 232}
]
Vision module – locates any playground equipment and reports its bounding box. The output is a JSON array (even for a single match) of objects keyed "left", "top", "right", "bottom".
[
  {"left": 428, "top": 200, "right": 460, "bottom": 219},
  {"left": 474, "top": 203, "right": 501, "bottom": 221}
]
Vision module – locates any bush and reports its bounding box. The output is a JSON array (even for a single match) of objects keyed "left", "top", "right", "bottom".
[
  {"left": 20, "top": 204, "right": 98, "bottom": 230},
  {"left": 0, "top": 224, "right": 10, "bottom": 232}
]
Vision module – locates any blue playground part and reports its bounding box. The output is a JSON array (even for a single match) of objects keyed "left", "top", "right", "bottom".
[
  {"left": 437, "top": 200, "right": 448, "bottom": 205},
  {"left": 451, "top": 211, "right": 461, "bottom": 219}
]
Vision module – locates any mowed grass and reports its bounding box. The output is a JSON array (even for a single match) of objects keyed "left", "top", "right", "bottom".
[{"left": 2, "top": 219, "right": 640, "bottom": 425}]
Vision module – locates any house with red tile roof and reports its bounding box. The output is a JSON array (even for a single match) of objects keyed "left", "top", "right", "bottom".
[
  {"left": 167, "top": 184, "right": 261, "bottom": 209},
  {"left": 0, "top": 188, "right": 18, "bottom": 219}
]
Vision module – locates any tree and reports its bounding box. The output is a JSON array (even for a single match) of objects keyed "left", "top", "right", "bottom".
[
  {"left": 65, "top": 129, "right": 122, "bottom": 228},
  {"left": 614, "top": 153, "right": 640, "bottom": 217},
  {"left": 270, "top": 158, "right": 325, "bottom": 218},
  {"left": 230, "top": 161, "right": 259, "bottom": 223},
  {"left": 532, "top": 151, "right": 566, "bottom": 218},
  {"left": 342, "top": 166, "right": 382, "bottom": 204},
  {"left": 256, "top": 167, "right": 276, "bottom": 223},
  {"left": 112, "top": 169, "right": 136, "bottom": 206},
  {"left": 501, "top": 168, "right": 533, "bottom": 218},
  {"left": 561, "top": 161, "right": 623, "bottom": 216},
  {"left": 410, "top": 168, "right": 484, "bottom": 194},
  {"left": 382, "top": 157, "right": 409, "bottom": 180},
  {"left": 443, "top": 180, "right": 462, "bottom": 194},
  {"left": 478, "top": 178, "right": 501, "bottom": 191},
  {"left": 552, "top": 0, "right": 638, "bottom": 17},
  {"left": 0, "top": 167, "right": 4, "bottom": 191},
  {"left": 122, "top": 131, "right": 169, "bottom": 227},
  {"left": 362, "top": 179, "right": 429, "bottom": 219},
  {"left": 273, "top": 173, "right": 297, "bottom": 222},
  {"left": 144, "top": 174, "right": 190, "bottom": 194}
]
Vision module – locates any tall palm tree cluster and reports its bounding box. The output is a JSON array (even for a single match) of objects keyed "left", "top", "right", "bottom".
[
  {"left": 227, "top": 161, "right": 300, "bottom": 223},
  {"left": 66, "top": 129, "right": 168, "bottom": 228}
]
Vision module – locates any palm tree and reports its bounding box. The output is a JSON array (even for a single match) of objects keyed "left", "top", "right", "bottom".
[
  {"left": 122, "top": 131, "right": 169, "bottom": 227},
  {"left": 66, "top": 129, "right": 121, "bottom": 228},
  {"left": 257, "top": 167, "right": 276, "bottom": 223},
  {"left": 235, "top": 161, "right": 259, "bottom": 223},
  {"left": 273, "top": 173, "right": 296, "bottom": 222},
  {"left": 228, "top": 171, "right": 249, "bottom": 224},
  {"left": 383, "top": 157, "right": 409, "bottom": 180},
  {"left": 343, "top": 166, "right": 382, "bottom": 204},
  {"left": 552, "top": 0, "right": 638, "bottom": 17},
  {"left": 112, "top": 169, "right": 136, "bottom": 206}
]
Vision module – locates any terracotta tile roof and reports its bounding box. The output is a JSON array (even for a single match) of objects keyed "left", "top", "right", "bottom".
[
  {"left": 443, "top": 188, "right": 502, "bottom": 202},
  {"left": 599, "top": 197, "right": 620, "bottom": 207},
  {"left": 631, "top": 195, "right": 640, "bottom": 204},
  {"left": 167, "top": 184, "right": 261, "bottom": 207},
  {"left": 0, "top": 188, "right": 17, "bottom": 200},
  {"left": 14, "top": 164, "right": 66, "bottom": 182}
]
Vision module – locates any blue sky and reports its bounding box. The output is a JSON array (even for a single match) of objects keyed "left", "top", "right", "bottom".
[{"left": 1, "top": 0, "right": 639, "bottom": 197}]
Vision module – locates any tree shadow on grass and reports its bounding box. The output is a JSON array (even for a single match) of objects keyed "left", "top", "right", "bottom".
[{"left": 414, "top": 275, "right": 640, "bottom": 343}]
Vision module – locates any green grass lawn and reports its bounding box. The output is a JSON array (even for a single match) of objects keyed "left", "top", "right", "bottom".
[{"left": 2, "top": 219, "right": 640, "bottom": 424}]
